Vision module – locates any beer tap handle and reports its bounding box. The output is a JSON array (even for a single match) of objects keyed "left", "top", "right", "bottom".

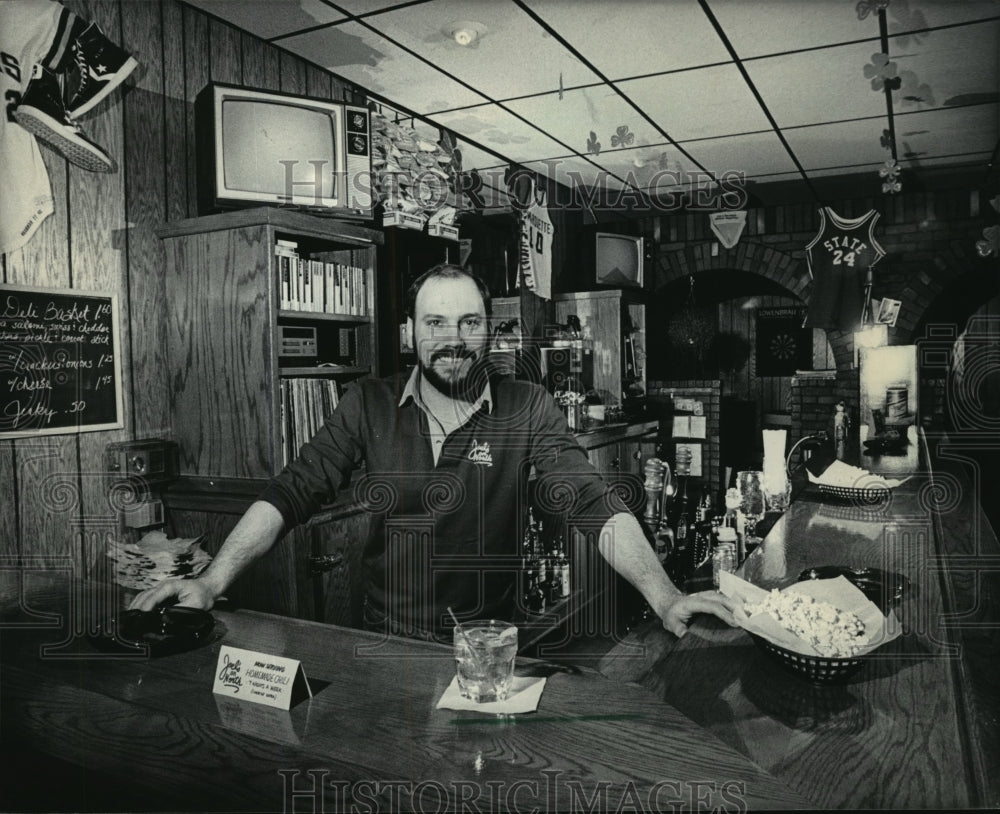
[
  {"left": 643, "top": 458, "right": 665, "bottom": 529},
  {"left": 658, "top": 460, "right": 674, "bottom": 530}
]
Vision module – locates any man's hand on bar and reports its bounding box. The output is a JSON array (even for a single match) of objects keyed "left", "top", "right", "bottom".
[{"left": 658, "top": 590, "right": 737, "bottom": 639}]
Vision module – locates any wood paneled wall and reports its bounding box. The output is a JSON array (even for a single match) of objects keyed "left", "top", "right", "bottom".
[
  {"left": 715, "top": 294, "right": 836, "bottom": 414},
  {"left": 1, "top": 0, "right": 358, "bottom": 569}
]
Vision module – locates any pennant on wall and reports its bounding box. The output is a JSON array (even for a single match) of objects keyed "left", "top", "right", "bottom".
[{"left": 709, "top": 211, "right": 747, "bottom": 249}]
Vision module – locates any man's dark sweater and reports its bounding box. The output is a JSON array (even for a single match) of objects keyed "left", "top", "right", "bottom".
[{"left": 260, "top": 370, "right": 626, "bottom": 637}]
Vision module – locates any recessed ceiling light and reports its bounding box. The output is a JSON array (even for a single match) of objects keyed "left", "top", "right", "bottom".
[{"left": 443, "top": 20, "right": 486, "bottom": 47}]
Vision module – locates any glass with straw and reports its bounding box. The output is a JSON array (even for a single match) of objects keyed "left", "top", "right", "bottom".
[{"left": 449, "top": 608, "right": 518, "bottom": 703}]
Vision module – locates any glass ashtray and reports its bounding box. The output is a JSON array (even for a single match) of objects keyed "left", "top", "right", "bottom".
[{"left": 89, "top": 606, "right": 216, "bottom": 657}]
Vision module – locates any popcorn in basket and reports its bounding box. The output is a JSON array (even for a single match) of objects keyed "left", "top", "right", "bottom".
[{"left": 719, "top": 571, "right": 903, "bottom": 682}]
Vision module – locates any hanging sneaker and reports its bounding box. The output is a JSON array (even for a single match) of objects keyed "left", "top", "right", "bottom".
[
  {"left": 14, "top": 65, "right": 115, "bottom": 173},
  {"left": 63, "top": 22, "right": 138, "bottom": 118}
]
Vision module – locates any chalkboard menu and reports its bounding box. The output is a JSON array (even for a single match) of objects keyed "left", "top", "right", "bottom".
[{"left": 0, "top": 284, "right": 123, "bottom": 438}]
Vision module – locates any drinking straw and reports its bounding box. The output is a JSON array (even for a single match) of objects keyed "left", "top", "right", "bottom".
[{"left": 448, "top": 606, "right": 487, "bottom": 677}]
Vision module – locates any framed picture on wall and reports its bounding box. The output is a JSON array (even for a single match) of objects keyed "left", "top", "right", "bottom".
[{"left": 875, "top": 298, "right": 901, "bottom": 327}]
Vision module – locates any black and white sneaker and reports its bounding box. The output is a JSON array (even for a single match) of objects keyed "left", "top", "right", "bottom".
[
  {"left": 63, "top": 22, "right": 138, "bottom": 118},
  {"left": 14, "top": 65, "right": 115, "bottom": 173}
]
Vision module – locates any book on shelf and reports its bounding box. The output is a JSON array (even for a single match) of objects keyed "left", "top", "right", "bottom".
[
  {"left": 274, "top": 242, "right": 368, "bottom": 317},
  {"left": 279, "top": 377, "right": 341, "bottom": 465}
]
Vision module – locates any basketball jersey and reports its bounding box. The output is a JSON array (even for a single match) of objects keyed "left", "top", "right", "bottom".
[
  {"left": 1, "top": 1, "right": 77, "bottom": 255},
  {"left": 517, "top": 177, "right": 553, "bottom": 300},
  {"left": 804, "top": 207, "right": 885, "bottom": 331}
]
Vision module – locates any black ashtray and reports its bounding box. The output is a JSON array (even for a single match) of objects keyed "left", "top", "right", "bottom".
[
  {"left": 90, "top": 606, "right": 216, "bottom": 656},
  {"left": 798, "top": 566, "right": 910, "bottom": 613}
]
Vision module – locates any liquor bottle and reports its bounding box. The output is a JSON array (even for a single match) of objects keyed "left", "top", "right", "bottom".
[
  {"left": 655, "top": 526, "right": 674, "bottom": 565},
  {"left": 557, "top": 549, "right": 571, "bottom": 598},
  {"left": 526, "top": 568, "right": 546, "bottom": 614},
  {"left": 521, "top": 507, "right": 540, "bottom": 607},
  {"left": 676, "top": 512, "right": 688, "bottom": 549},
  {"left": 833, "top": 401, "right": 848, "bottom": 461}
]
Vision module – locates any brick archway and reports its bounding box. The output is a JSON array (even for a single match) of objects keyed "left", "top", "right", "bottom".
[{"left": 652, "top": 241, "right": 857, "bottom": 370}]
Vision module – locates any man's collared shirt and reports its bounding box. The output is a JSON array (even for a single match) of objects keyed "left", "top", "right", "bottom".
[{"left": 398, "top": 366, "right": 492, "bottom": 465}]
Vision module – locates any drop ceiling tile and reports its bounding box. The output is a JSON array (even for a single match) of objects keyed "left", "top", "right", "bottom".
[
  {"left": 523, "top": 0, "right": 732, "bottom": 77},
  {"left": 746, "top": 40, "right": 891, "bottom": 128},
  {"left": 522, "top": 155, "right": 616, "bottom": 193},
  {"left": 363, "top": 0, "right": 602, "bottom": 102},
  {"left": 183, "top": 0, "right": 345, "bottom": 40},
  {"left": 893, "top": 105, "right": 999, "bottom": 162},
  {"left": 454, "top": 140, "right": 509, "bottom": 174},
  {"left": 504, "top": 86, "right": 661, "bottom": 157},
  {"left": 705, "top": 0, "right": 881, "bottom": 59},
  {"left": 782, "top": 119, "right": 891, "bottom": 172},
  {"left": 887, "top": 21, "right": 999, "bottom": 111},
  {"left": 279, "top": 21, "right": 488, "bottom": 112},
  {"left": 591, "top": 143, "right": 699, "bottom": 194},
  {"left": 617, "top": 64, "right": 773, "bottom": 141},
  {"left": 806, "top": 164, "right": 884, "bottom": 178},
  {"left": 681, "top": 131, "right": 800, "bottom": 180},
  {"left": 429, "top": 105, "right": 569, "bottom": 164},
  {"left": 333, "top": 0, "right": 419, "bottom": 16},
  {"left": 897, "top": 152, "right": 995, "bottom": 172},
  {"left": 885, "top": 1, "right": 1000, "bottom": 35}
]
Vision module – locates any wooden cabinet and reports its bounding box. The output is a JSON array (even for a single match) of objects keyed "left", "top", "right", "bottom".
[
  {"left": 157, "top": 207, "right": 383, "bottom": 479},
  {"left": 555, "top": 289, "right": 646, "bottom": 405},
  {"left": 157, "top": 208, "right": 382, "bottom": 620}
]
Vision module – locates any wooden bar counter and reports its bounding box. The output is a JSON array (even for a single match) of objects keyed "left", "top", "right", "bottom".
[
  {"left": 597, "top": 430, "right": 999, "bottom": 810},
  {"left": 0, "top": 574, "right": 813, "bottom": 812}
]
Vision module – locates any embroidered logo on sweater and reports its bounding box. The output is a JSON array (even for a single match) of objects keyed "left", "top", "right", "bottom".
[{"left": 468, "top": 439, "right": 493, "bottom": 467}]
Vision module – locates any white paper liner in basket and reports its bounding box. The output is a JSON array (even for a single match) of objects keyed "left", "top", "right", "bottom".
[
  {"left": 806, "top": 460, "right": 908, "bottom": 490},
  {"left": 718, "top": 571, "right": 902, "bottom": 658}
]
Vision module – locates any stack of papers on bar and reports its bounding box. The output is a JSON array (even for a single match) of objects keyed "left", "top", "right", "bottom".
[{"left": 107, "top": 530, "right": 212, "bottom": 591}]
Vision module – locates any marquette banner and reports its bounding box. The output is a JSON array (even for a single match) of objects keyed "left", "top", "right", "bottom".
[{"left": 755, "top": 307, "right": 811, "bottom": 376}]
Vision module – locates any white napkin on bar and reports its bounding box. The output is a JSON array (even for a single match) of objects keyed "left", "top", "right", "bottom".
[{"left": 436, "top": 675, "right": 546, "bottom": 714}]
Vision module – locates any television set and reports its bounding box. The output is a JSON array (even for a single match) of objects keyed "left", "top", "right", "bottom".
[
  {"left": 595, "top": 232, "right": 643, "bottom": 288},
  {"left": 196, "top": 83, "right": 373, "bottom": 220}
]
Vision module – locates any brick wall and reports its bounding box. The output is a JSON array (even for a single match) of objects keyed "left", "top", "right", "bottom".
[
  {"left": 790, "top": 369, "right": 861, "bottom": 442},
  {"left": 638, "top": 188, "right": 993, "bottom": 372},
  {"left": 631, "top": 186, "right": 995, "bottom": 453}
]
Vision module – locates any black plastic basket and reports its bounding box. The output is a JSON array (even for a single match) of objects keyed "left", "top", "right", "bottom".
[{"left": 749, "top": 633, "right": 866, "bottom": 684}]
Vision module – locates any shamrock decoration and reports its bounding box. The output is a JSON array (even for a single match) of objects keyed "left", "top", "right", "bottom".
[
  {"left": 976, "top": 225, "right": 999, "bottom": 258},
  {"left": 863, "top": 52, "right": 901, "bottom": 92},
  {"left": 878, "top": 158, "right": 902, "bottom": 194},
  {"left": 587, "top": 131, "right": 601, "bottom": 156},
  {"left": 898, "top": 70, "right": 935, "bottom": 109},
  {"left": 611, "top": 125, "right": 634, "bottom": 148},
  {"left": 855, "top": 0, "right": 890, "bottom": 21},
  {"left": 880, "top": 129, "right": 893, "bottom": 151},
  {"left": 879, "top": 158, "right": 900, "bottom": 179}
]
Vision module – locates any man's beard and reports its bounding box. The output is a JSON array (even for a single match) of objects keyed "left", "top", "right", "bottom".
[{"left": 420, "top": 347, "right": 488, "bottom": 400}]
